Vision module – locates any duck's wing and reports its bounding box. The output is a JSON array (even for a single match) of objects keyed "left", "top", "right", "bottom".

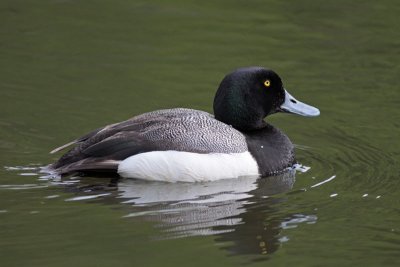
[
  {"left": 49, "top": 123, "right": 120, "bottom": 154},
  {"left": 50, "top": 108, "right": 247, "bottom": 175}
]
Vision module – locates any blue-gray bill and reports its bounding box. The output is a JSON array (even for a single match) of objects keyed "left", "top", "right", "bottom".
[{"left": 280, "top": 89, "right": 320, "bottom": 117}]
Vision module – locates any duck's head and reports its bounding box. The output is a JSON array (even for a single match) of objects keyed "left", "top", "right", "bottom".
[{"left": 213, "top": 67, "right": 320, "bottom": 131}]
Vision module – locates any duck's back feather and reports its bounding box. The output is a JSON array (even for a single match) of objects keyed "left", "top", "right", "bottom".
[{"left": 50, "top": 108, "right": 248, "bottom": 174}]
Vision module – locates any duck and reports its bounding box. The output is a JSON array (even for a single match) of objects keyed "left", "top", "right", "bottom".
[{"left": 48, "top": 67, "right": 320, "bottom": 182}]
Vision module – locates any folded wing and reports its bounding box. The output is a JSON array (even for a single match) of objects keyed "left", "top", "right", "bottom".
[{"left": 50, "top": 108, "right": 248, "bottom": 175}]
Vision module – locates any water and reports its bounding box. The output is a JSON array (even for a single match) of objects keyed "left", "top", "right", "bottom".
[{"left": 1, "top": 0, "right": 399, "bottom": 266}]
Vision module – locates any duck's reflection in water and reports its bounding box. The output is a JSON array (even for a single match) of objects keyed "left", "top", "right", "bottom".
[
  {"left": 13, "top": 164, "right": 318, "bottom": 256},
  {"left": 115, "top": 169, "right": 317, "bottom": 255}
]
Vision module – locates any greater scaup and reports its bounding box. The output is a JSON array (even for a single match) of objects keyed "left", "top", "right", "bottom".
[{"left": 48, "top": 67, "right": 319, "bottom": 182}]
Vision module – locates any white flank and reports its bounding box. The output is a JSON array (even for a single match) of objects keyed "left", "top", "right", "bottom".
[{"left": 117, "top": 151, "right": 259, "bottom": 182}]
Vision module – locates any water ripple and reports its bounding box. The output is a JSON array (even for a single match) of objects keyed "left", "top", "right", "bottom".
[{"left": 299, "top": 127, "right": 399, "bottom": 195}]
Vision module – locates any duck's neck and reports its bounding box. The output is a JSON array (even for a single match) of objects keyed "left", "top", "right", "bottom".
[
  {"left": 220, "top": 113, "right": 267, "bottom": 131},
  {"left": 213, "top": 99, "right": 267, "bottom": 131}
]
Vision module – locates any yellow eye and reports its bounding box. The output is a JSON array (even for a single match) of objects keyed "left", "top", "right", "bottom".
[{"left": 264, "top": 80, "right": 271, "bottom": 87}]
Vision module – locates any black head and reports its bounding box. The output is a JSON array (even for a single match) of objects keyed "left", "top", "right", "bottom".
[{"left": 213, "top": 67, "right": 319, "bottom": 131}]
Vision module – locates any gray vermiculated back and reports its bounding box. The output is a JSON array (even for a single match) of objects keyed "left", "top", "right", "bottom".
[
  {"left": 122, "top": 108, "right": 247, "bottom": 153},
  {"left": 54, "top": 108, "right": 248, "bottom": 170}
]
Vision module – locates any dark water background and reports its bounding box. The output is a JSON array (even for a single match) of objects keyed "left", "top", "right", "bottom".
[{"left": 1, "top": 0, "right": 399, "bottom": 266}]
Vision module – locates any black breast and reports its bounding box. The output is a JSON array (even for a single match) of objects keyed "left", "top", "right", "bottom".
[{"left": 243, "top": 124, "right": 295, "bottom": 176}]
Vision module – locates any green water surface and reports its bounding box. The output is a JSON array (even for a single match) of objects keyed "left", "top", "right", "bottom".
[{"left": 1, "top": 0, "right": 399, "bottom": 266}]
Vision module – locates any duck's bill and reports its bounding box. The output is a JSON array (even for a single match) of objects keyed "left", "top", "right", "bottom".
[{"left": 279, "top": 89, "right": 320, "bottom": 117}]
